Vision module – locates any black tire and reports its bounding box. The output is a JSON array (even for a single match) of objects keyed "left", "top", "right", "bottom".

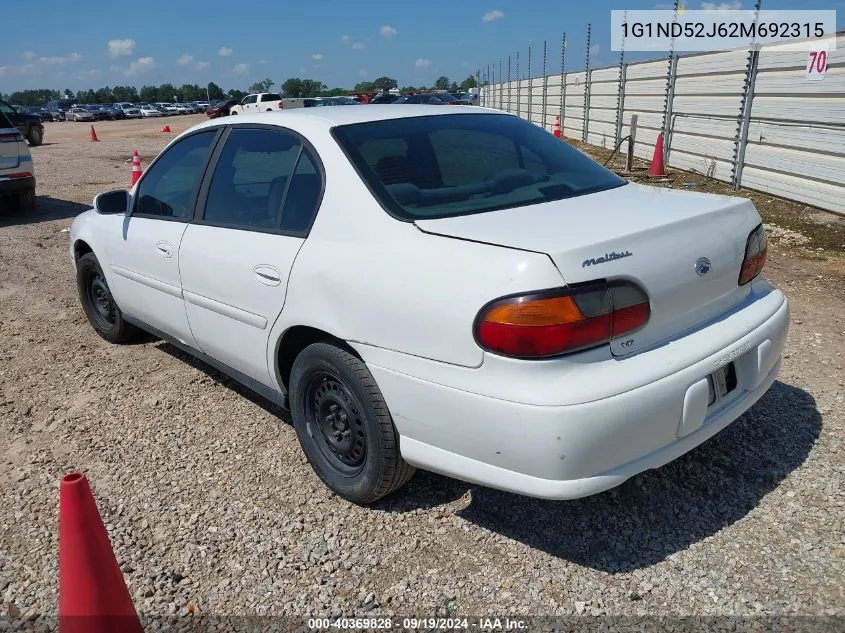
[
  {"left": 289, "top": 342, "right": 415, "bottom": 504},
  {"left": 230, "top": 111, "right": 238, "bottom": 115},
  {"left": 76, "top": 252, "right": 140, "bottom": 344},
  {"left": 26, "top": 126, "right": 43, "bottom": 146},
  {"left": 15, "top": 188, "right": 36, "bottom": 213}
]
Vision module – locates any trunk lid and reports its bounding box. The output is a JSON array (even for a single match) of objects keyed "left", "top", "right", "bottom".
[{"left": 415, "top": 183, "right": 761, "bottom": 357}]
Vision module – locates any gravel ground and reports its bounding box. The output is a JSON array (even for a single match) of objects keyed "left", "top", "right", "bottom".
[{"left": 0, "top": 116, "right": 843, "bottom": 628}]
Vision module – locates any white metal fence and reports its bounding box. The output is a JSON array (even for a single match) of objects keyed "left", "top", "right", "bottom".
[{"left": 480, "top": 33, "right": 845, "bottom": 216}]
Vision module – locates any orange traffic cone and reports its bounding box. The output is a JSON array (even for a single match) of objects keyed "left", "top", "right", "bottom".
[
  {"left": 58, "top": 473, "right": 142, "bottom": 633},
  {"left": 648, "top": 132, "right": 667, "bottom": 177},
  {"left": 130, "top": 149, "right": 142, "bottom": 187},
  {"left": 553, "top": 115, "right": 562, "bottom": 138},
  {"left": 89, "top": 125, "right": 99, "bottom": 142},
  {"left": 161, "top": 125, "right": 171, "bottom": 133}
]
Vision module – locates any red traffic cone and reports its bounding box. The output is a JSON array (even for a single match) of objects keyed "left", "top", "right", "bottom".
[
  {"left": 130, "top": 149, "right": 142, "bottom": 187},
  {"left": 553, "top": 115, "right": 562, "bottom": 138},
  {"left": 648, "top": 132, "right": 667, "bottom": 177},
  {"left": 89, "top": 125, "right": 99, "bottom": 142},
  {"left": 59, "top": 473, "right": 142, "bottom": 633},
  {"left": 161, "top": 125, "right": 171, "bottom": 133}
]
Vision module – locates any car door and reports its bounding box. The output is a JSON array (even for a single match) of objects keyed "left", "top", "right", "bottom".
[
  {"left": 106, "top": 129, "right": 220, "bottom": 347},
  {"left": 178, "top": 125, "right": 324, "bottom": 386}
]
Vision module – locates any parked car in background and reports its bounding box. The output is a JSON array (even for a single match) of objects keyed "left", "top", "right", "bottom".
[
  {"left": 102, "top": 105, "right": 126, "bottom": 120},
  {"left": 139, "top": 104, "right": 163, "bottom": 118},
  {"left": 46, "top": 98, "right": 74, "bottom": 117},
  {"left": 194, "top": 101, "right": 210, "bottom": 111},
  {"left": 67, "top": 107, "right": 788, "bottom": 505},
  {"left": 450, "top": 92, "right": 476, "bottom": 105},
  {"left": 0, "top": 110, "right": 36, "bottom": 212},
  {"left": 24, "top": 106, "right": 54, "bottom": 122},
  {"left": 228, "top": 92, "right": 284, "bottom": 115},
  {"left": 205, "top": 99, "right": 238, "bottom": 118},
  {"left": 0, "top": 99, "right": 45, "bottom": 145},
  {"left": 45, "top": 106, "right": 67, "bottom": 121},
  {"left": 173, "top": 104, "right": 192, "bottom": 115},
  {"left": 115, "top": 103, "right": 142, "bottom": 118},
  {"left": 83, "top": 105, "right": 110, "bottom": 121},
  {"left": 312, "top": 96, "right": 362, "bottom": 107},
  {"left": 393, "top": 93, "right": 456, "bottom": 105},
  {"left": 66, "top": 106, "right": 95, "bottom": 122},
  {"left": 154, "top": 103, "right": 180, "bottom": 115},
  {"left": 369, "top": 93, "right": 400, "bottom": 104}
]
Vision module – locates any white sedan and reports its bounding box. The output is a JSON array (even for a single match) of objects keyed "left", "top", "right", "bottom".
[
  {"left": 139, "top": 105, "right": 163, "bottom": 118},
  {"left": 68, "top": 106, "right": 789, "bottom": 504}
]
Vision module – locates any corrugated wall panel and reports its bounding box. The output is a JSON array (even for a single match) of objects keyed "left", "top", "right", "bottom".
[{"left": 741, "top": 33, "right": 845, "bottom": 215}]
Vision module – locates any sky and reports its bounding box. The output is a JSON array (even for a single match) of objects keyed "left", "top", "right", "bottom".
[{"left": 1, "top": 0, "right": 843, "bottom": 93}]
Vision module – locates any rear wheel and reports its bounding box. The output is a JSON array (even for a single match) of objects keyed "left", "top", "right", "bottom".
[
  {"left": 76, "top": 252, "right": 140, "bottom": 344},
  {"left": 289, "top": 342, "right": 415, "bottom": 504},
  {"left": 27, "top": 126, "right": 43, "bottom": 146},
  {"left": 15, "top": 188, "right": 36, "bottom": 213}
]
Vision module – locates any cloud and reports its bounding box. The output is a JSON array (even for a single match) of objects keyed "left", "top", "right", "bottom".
[
  {"left": 482, "top": 10, "right": 504, "bottom": 22},
  {"left": 341, "top": 35, "right": 366, "bottom": 50},
  {"left": 76, "top": 69, "right": 101, "bottom": 79},
  {"left": 125, "top": 56, "right": 155, "bottom": 76},
  {"left": 21, "top": 52, "right": 82, "bottom": 65},
  {"left": 177, "top": 54, "right": 194, "bottom": 65},
  {"left": 352, "top": 41, "right": 366, "bottom": 50},
  {"left": 701, "top": 1, "right": 741, "bottom": 8},
  {"left": 340, "top": 35, "right": 352, "bottom": 44},
  {"left": 312, "top": 53, "right": 324, "bottom": 61},
  {"left": 380, "top": 25, "right": 397, "bottom": 39},
  {"left": 218, "top": 46, "right": 233, "bottom": 57},
  {"left": 108, "top": 38, "right": 135, "bottom": 58},
  {"left": 195, "top": 61, "right": 211, "bottom": 71},
  {"left": 232, "top": 63, "right": 249, "bottom": 75},
  {"left": 359, "top": 69, "right": 368, "bottom": 77},
  {"left": 22, "top": 51, "right": 37, "bottom": 61},
  {"left": 589, "top": 44, "right": 601, "bottom": 56},
  {"left": 415, "top": 57, "right": 431, "bottom": 69}
]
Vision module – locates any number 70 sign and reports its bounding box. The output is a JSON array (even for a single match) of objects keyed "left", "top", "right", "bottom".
[{"left": 806, "top": 46, "right": 829, "bottom": 81}]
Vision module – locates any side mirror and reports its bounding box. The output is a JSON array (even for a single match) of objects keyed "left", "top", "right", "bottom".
[{"left": 94, "top": 189, "right": 131, "bottom": 215}]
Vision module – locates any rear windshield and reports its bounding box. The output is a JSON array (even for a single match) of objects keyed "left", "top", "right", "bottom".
[{"left": 332, "top": 113, "right": 627, "bottom": 220}]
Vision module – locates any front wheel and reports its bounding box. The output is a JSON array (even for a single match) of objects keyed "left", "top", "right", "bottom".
[
  {"left": 229, "top": 111, "right": 238, "bottom": 115},
  {"left": 76, "top": 252, "right": 140, "bottom": 344},
  {"left": 289, "top": 342, "right": 415, "bottom": 504}
]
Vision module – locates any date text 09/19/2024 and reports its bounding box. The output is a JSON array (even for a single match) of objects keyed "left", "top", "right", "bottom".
[{"left": 307, "top": 617, "right": 528, "bottom": 630}]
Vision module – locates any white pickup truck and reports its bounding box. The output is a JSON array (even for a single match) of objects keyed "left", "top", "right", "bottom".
[{"left": 228, "top": 92, "right": 285, "bottom": 115}]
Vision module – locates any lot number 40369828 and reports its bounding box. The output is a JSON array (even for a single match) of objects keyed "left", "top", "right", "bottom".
[{"left": 806, "top": 48, "right": 828, "bottom": 81}]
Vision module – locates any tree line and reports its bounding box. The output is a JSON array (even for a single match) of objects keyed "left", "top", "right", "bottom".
[{"left": 1, "top": 74, "right": 479, "bottom": 106}]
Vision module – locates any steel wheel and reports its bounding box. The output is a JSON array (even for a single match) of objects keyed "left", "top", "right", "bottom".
[
  {"left": 86, "top": 270, "right": 116, "bottom": 330},
  {"left": 305, "top": 371, "right": 367, "bottom": 475}
]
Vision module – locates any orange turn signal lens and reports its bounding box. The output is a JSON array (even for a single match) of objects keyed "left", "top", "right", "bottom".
[{"left": 482, "top": 295, "right": 585, "bottom": 326}]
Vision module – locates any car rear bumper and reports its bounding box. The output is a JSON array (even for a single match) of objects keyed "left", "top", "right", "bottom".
[
  {"left": 364, "top": 286, "right": 789, "bottom": 499},
  {"left": 0, "top": 175, "right": 35, "bottom": 195}
]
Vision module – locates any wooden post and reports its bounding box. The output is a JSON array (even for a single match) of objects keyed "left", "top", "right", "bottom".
[{"left": 627, "top": 114, "right": 638, "bottom": 173}]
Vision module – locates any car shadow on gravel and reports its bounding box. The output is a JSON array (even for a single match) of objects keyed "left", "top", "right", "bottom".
[
  {"left": 0, "top": 195, "right": 89, "bottom": 226},
  {"left": 450, "top": 381, "right": 821, "bottom": 573}
]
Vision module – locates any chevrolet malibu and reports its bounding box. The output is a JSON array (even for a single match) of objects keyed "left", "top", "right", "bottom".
[{"left": 68, "top": 106, "right": 789, "bottom": 504}]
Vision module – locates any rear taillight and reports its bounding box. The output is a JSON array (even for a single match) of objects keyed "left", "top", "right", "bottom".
[
  {"left": 278, "top": 101, "right": 284, "bottom": 109},
  {"left": 0, "top": 132, "right": 23, "bottom": 142},
  {"left": 474, "top": 281, "right": 651, "bottom": 359},
  {"left": 739, "top": 224, "right": 767, "bottom": 285}
]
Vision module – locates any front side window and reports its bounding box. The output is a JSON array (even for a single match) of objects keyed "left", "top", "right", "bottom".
[
  {"left": 333, "top": 113, "right": 627, "bottom": 220},
  {"left": 244, "top": 95, "right": 258, "bottom": 105},
  {"left": 134, "top": 131, "right": 217, "bottom": 220},
  {"left": 202, "top": 127, "right": 322, "bottom": 232}
]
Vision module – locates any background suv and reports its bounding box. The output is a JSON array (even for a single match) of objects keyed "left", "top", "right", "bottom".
[{"left": 0, "top": 110, "right": 36, "bottom": 212}]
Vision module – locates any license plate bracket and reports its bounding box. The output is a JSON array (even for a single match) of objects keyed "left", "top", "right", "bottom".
[{"left": 707, "top": 362, "right": 738, "bottom": 405}]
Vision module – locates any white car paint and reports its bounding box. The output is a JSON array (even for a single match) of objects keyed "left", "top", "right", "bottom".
[{"left": 69, "top": 105, "right": 789, "bottom": 500}]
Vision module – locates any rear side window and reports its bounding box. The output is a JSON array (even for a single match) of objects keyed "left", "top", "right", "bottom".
[
  {"left": 260, "top": 93, "right": 282, "bottom": 102},
  {"left": 333, "top": 113, "right": 627, "bottom": 220},
  {"left": 202, "top": 127, "right": 322, "bottom": 233}
]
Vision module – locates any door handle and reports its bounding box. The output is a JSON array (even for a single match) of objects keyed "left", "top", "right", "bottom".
[
  {"left": 253, "top": 265, "right": 282, "bottom": 286},
  {"left": 155, "top": 241, "right": 174, "bottom": 258}
]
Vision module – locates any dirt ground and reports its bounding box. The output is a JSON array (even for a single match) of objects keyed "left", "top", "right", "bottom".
[{"left": 0, "top": 115, "right": 843, "bottom": 624}]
